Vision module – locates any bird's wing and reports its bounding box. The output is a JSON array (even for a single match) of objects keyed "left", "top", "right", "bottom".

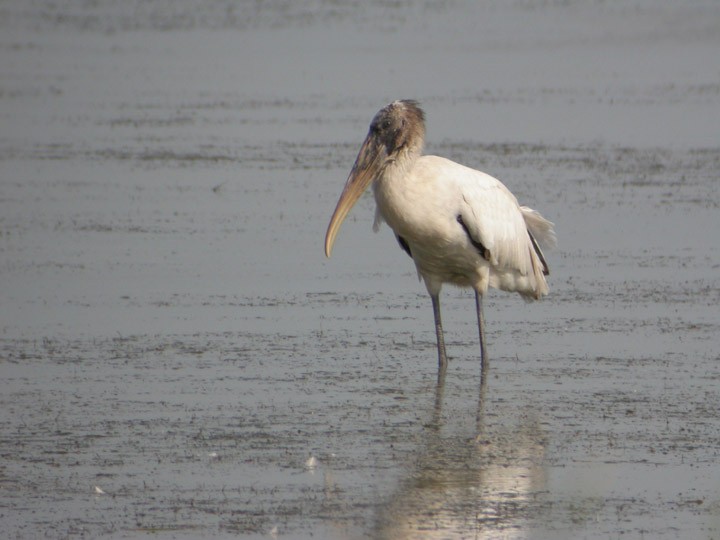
[{"left": 455, "top": 167, "right": 539, "bottom": 277}]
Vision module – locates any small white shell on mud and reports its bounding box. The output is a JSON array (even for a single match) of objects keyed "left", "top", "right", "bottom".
[{"left": 304, "top": 455, "right": 318, "bottom": 470}]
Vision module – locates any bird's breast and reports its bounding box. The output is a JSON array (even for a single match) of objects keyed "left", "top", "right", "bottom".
[
  {"left": 372, "top": 157, "right": 486, "bottom": 287},
  {"left": 373, "top": 160, "right": 453, "bottom": 242}
]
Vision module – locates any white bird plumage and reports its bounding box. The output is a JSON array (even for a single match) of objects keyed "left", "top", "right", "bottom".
[{"left": 325, "top": 100, "right": 556, "bottom": 373}]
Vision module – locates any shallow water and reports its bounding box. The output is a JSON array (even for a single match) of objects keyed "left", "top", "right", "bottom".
[{"left": 1, "top": 1, "right": 719, "bottom": 538}]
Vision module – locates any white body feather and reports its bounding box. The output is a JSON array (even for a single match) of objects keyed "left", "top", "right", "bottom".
[{"left": 373, "top": 155, "right": 556, "bottom": 300}]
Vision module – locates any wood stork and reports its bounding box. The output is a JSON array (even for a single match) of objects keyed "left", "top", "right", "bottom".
[{"left": 324, "top": 100, "right": 556, "bottom": 373}]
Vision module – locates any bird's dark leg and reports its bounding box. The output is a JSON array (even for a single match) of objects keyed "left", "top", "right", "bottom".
[
  {"left": 430, "top": 293, "right": 448, "bottom": 371},
  {"left": 475, "top": 291, "right": 488, "bottom": 377}
]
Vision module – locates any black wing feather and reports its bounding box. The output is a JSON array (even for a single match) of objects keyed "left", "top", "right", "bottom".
[{"left": 396, "top": 235, "right": 412, "bottom": 257}]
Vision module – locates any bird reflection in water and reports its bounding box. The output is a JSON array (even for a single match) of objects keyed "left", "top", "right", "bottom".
[{"left": 374, "top": 372, "right": 547, "bottom": 539}]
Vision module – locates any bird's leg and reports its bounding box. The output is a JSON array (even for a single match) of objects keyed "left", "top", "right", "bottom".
[
  {"left": 475, "top": 291, "right": 488, "bottom": 377},
  {"left": 431, "top": 293, "right": 448, "bottom": 371}
]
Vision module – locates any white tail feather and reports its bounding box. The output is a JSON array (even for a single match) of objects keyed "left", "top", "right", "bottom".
[{"left": 520, "top": 206, "right": 557, "bottom": 250}]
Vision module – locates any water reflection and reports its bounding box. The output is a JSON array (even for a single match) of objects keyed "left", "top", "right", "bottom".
[{"left": 374, "top": 371, "right": 547, "bottom": 539}]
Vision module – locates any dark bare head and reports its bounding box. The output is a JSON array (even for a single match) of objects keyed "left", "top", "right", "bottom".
[
  {"left": 325, "top": 100, "right": 426, "bottom": 257},
  {"left": 368, "top": 99, "right": 426, "bottom": 158}
]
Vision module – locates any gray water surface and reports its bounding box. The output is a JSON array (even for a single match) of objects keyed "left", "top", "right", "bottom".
[{"left": 1, "top": 1, "right": 719, "bottom": 538}]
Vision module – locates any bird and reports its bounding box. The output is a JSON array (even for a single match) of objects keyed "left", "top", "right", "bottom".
[{"left": 324, "top": 100, "right": 556, "bottom": 373}]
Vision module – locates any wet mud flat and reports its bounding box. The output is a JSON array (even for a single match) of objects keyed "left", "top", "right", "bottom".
[
  {"left": 2, "top": 1, "right": 720, "bottom": 538},
  {"left": 2, "top": 142, "right": 719, "bottom": 539}
]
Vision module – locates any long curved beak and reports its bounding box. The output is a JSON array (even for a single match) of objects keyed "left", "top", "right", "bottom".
[{"left": 324, "top": 136, "right": 386, "bottom": 257}]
